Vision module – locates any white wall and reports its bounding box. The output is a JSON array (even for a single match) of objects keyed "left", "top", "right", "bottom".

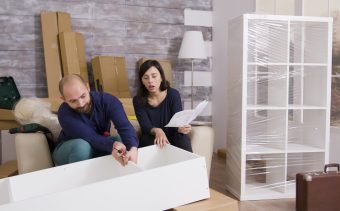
[
  {"left": 330, "top": 127, "right": 340, "bottom": 163},
  {"left": 212, "top": 0, "right": 256, "bottom": 151}
]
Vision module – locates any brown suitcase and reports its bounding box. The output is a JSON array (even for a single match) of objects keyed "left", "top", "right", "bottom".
[{"left": 296, "top": 163, "right": 340, "bottom": 211}]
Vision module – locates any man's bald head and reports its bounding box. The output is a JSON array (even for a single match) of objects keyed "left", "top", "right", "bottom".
[
  {"left": 59, "top": 74, "right": 87, "bottom": 96},
  {"left": 59, "top": 74, "right": 92, "bottom": 114}
]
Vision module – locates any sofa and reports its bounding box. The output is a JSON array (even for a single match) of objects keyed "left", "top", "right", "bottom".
[{"left": 14, "top": 121, "right": 215, "bottom": 177}]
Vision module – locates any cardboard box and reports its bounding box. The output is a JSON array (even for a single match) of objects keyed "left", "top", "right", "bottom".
[
  {"left": 75, "top": 33, "right": 88, "bottom": 82},
  {"left": 173, "top": 189, "right": 239, "bottom": 211},
  {"left": 40, "top": 11, "right": 72, "bottom": 98},
  {"left": 41, "top": 12, "right": 62, "bottom": 98},
  {"left": 119, "top": 97, "right": 135, "bottom": 116},
  {"left": 92, "top": 56, "right": 130, "bottom": 98},
  {"left": 0, "top": 109, "right": 16, "bottom": 121},
  {"left": 0, "top": 121, "right": 19, "bottom": 130},
  {"left": 59, "top": 32, "right": 88, "bottom": 82},
  {"left": 56, "top": 12, "right": 72, "bottom": 33},
  {"left": 138, "top": 58, "right": 173, "bottom": 84},
  {"left": 0, "top": 145, "right": 209, "bottom": 210},
  {"left": 0, "top": 161, "right": 18, "bottom": 179}
]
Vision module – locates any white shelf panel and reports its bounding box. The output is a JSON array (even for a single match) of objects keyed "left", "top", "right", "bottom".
[
  {"left": 285, "top": 180, "right": 296, "bottom": 194},
  {"left": 244, "top": 13, "right": 332, "bottom": 22},
  {"left": 242, "top": 192, "right": 295, "bottom": 200},
  {"left": 242, "top": 182, "right": 296, "bottom": 200},
  {"left": 246, "top": 145, "right": 285, "bottom": 154},
  {"left": 248, "top": 62, "right": 328, "bottom": 66},
  {"left": 247, "top": 62, "right": 288, "bottom": 66},
  {"left": 289, "top": 63, "right": 328, "bottom": 66},
  {"left": 247, "top": 105, "right": 286, "bottom": 110},
  {"left": 243, "top": 183, "right": 287, "bottom": 200},
  {"left": 287, "top": 105, "right": 327, "bottom": 109},
  {"left": 287, "top": 143, "right": 325, "bottom": 153},
  {"left": 247, "top": 105, "right": 327, "bottom": 110}
]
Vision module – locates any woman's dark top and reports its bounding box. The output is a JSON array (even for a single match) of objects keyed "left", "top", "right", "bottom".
[{"left": 133, "top": 87, "right": 182, "bottom": 138}]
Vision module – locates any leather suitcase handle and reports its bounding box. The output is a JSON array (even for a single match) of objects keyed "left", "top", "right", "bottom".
[{"left": 324, "top": 163, "right": 340, "bottom": 173}]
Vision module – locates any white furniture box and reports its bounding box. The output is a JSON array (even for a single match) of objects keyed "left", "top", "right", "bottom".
[
  {"left": 226, "top": 14, "right": 332, "bottom": 200},
  {"left": 0, "top": 145, "right": 209, "bottom": 211}
]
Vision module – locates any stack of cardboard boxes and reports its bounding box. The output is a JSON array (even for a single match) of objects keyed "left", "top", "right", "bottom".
[
  {"left": 40, "top": 11, "right": 88, "bottom": 98},
  {"left": 41, "top": 11, "right": 133, "bottom": 100}
]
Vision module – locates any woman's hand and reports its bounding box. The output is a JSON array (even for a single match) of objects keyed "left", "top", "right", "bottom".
[
  {"left": 151, "top": 128, "right": 169, "bottom": 148},
  {"left": 178, "top": 125, "right": 191, "bottom": 135}
]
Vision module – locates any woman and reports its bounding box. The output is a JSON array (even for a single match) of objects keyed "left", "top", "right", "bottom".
[{"left": 133, "top": 60, "right": 192, "bottom": 152}]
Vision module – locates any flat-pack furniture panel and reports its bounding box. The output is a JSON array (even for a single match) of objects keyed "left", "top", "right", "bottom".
[{"left": 0, "top": 145, "right": 209, "bottom": 211}]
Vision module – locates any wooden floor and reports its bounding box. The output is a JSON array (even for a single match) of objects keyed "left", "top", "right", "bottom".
[{"left": 209, "top": 153, "right": 295, "bottom": 211}]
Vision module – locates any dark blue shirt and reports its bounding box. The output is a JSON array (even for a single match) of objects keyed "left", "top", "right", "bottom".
[
  {"left": 57, "top": 92, "right": 138, "bottom": 153},
  {"left": 133, "top": 87, "right": 182, "bottom": 138}
]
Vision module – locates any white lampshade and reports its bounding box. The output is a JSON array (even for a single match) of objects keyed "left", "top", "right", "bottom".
[{"left": 178, "top": 31, "right": 207, "bottom": 59}]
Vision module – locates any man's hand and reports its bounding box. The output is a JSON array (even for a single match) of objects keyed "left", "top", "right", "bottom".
[
  {"left": 178, "top": 125, "right": 191, "bottom": 135},
  {"left": 125, "top": 147, "right": 138, "bottom": 164},
  {"left": 151, "top": 128, "right": 169, "bottom": 148},
  {"left": 112, "top": 142, "right": 138, "bottom": 166},
  {"left": 112, "top": 141, "right": 127, "bottom": 166}
]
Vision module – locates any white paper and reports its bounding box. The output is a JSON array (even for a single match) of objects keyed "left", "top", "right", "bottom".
[{"left": 165, "top": 100, "right": 208, "bottom": 127}]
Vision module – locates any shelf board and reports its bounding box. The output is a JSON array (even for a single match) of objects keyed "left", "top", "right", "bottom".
[
  {"left": 247, "top": 105, "right": 286, "bottom": 110},
  {"left": 247, "top": 62, "right": 287, "bottom": 66},
  {"left": 243, "top": 183, "right": 291, "bottom": 200},
  {"left": 285, "top": 181, "right": 296, "bottom": 195},
  {"left": 246, "top": 145, "right": 285, "bottom": 154},
  {"left": 288, "top": 104, "right": 327, "bottom": 109},
  {"left": 246, "top": 144, "right": 325, "bottom": 154},
  {"left": 247, "top": 62, "right": 328, "bottom": 66},
  {"left": 244, "top": 13, "right": 332, "bottom": 22},
  {"left": 287, "top": 143, "right": 325, "bottom": 153},
  {"left": 246, "top": 104, "right": 327, "bottom": 110},
  {"left": 289, "top": 63, "right": 328, "bottom": 66}
]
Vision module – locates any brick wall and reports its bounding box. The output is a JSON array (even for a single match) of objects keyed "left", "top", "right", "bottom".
[{"left": 0, "top": 0, "right": 212, "bottom": 120}]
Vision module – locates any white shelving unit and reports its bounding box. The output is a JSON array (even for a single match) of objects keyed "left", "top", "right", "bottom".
[{"left": 226, "top": 14, "right": 332, "bottom": 200}]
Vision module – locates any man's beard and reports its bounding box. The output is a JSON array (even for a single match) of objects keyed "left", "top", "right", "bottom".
[{"left": 75, "top": 102, "right": 92, "bottom": 114}]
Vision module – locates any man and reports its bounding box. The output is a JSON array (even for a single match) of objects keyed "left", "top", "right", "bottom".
[{"left": 53, "top": 74, "right": 138, "bottom": 166}]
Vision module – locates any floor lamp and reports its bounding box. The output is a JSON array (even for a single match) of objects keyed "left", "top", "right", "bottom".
[{"left": 178, "top": 31, "right": 207, "bottom": 109}]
